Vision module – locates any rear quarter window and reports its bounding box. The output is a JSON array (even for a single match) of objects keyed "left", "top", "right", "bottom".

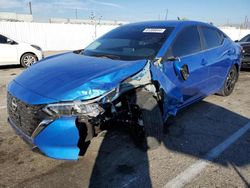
[{"left": 201, "top": 27, "right": 223, "bottom": 49}]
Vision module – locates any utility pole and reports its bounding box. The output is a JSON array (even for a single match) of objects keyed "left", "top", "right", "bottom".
[
  {"left": 98, "top": 16, "right": 102, "bottom": 24},
  {"left": 165, "top": 9, "right": 168, "bottom": 20},
  {"left": 247, "top": 16, "right": 249, "bottom": 29},
  {"left": 90, "top": 11, "right": 97, "bottom": 38},
  {"left": 75, "top": 8, "right": 78, "bottom": 19},
  {"left": 244, "top": 16, "right": 248, "bottom": 29},
  {"left": 29, "top": 2, "right": 32, "bottom": 15}
]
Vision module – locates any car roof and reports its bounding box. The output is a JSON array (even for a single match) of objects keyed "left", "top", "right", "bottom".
[{"left": 123, "top": 20, "right": 214, "bottom": 29}]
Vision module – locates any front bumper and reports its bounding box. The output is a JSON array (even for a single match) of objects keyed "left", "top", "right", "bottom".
[
  {"left": 8, "top": 116, "right": 80, "bottom": 160},
  {"left": 35, "top": 50, "right": 44, "bottom": 61},
  {"left": 7, "top": 81, "right": 87, "bottom": 160}
]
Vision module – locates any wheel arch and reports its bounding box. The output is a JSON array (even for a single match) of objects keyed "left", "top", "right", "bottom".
[
  {"left": 234, "top": 63, "right": 239, "bottom": 72},
  {"left": 233, "top": 63, "right": 240, "bottom": 81}
]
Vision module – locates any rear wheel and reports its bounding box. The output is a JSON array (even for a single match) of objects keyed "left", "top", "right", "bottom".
[
  {"left": 218, "top": 65, "right": 238, "bottom": 96},
  {"left": 133, "top": 90, "right": 163, "bottom": 150},
  {"left": 20, "top": 53, "right": 38, "bottom": 68}
]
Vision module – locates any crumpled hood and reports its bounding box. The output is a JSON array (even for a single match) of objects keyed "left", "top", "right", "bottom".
[{"left": 13, "top": 52, "right": 147, "bottom": 103}]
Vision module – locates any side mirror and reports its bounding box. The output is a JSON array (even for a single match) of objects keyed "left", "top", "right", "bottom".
[
  {"left": 7, "top": 38, "right": 15, "bottom": 45},
  {"left": 73, "top": 49, "right": 84, "bottom": 54},
  {"left": 180, "top": 64, "right": 189, "bottom": 80},
  {"left": 166, "top": 56, "right": 181, "bottom": 62}
]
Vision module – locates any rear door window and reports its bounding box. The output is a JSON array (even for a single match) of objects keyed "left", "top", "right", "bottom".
[
  {"left": 201, "top": 27, "right": 223, "bottom": 49},
  {"left": 169, "top": 26, "right": 202, "bottom": 57}
]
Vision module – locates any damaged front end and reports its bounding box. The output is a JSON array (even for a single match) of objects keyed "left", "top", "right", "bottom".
[
  {"left": 7, "top": 59, "right": 182, "bottom": 160},
  {"left": 36, "top": 61, "right": 155, "bottom": 160}
]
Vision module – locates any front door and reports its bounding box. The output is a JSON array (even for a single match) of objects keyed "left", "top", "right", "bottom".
[{"left": 162, "top": 26, "right": 209, "bottom": 104}]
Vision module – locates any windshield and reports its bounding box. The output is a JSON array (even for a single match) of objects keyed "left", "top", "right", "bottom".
[{"left": 83, "top": 25, "right": 174, "bottom": 60}]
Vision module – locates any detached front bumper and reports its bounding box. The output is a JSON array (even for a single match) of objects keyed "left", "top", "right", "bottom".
[{"left": 8, "top": 116, "right": 80, "bottom": 160}]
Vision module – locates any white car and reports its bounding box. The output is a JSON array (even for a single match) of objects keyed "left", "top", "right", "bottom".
[{"left": 0, "top": 34, "right": 43, "bottom": 67}]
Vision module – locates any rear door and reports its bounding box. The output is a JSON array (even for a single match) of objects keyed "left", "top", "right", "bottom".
[
  {"left": 0, "top": 35, "right": 17, "bottom": 65},
  {"left": 199, "top": 27, "right": 232, "bottom": 93},
  {"left": 162, "top": 26, "right": 209, "bottom": 103}
]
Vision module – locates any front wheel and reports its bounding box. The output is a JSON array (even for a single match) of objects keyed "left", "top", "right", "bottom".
[
  {"left": 20, "top": 53, "right": 38, "bottom": 68},
  {"left": 218, "top": 65, "right": 238, "bottom": 96},
  {"left": 134, "top": 90, "right": 163, "bottom": 150}
]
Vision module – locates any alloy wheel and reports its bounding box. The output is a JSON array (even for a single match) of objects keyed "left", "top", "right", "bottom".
[
  {"left": 23, "top": 55, "right": 36, "bottom": 67},
  {"left": 225, "top": 68, "right": 237, "bottom": 93}
]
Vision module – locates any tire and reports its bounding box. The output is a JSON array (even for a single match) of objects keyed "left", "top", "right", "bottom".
[
  {"left": 20, "top": 53, "right": 38, "bottom": 68},
  {"left": 134, "top": 90, "right": 163, "bottom": 150},
  {"left": 217, "top": 65, "right": 238, "bottom": 96}
]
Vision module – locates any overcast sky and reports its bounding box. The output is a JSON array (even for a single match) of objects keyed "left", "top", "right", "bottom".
[{"left": 0, "top": 0, "right": 249, "bottom": 25}]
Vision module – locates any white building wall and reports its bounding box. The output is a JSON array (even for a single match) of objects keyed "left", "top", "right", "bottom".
[
  {"left": 220, "top": 27, "right": 250, "bottom": 41},
  {"left": 0, "top": 21, "right": 118, "bottom": 51},
  {"left": 0, "top": 21, "right": 249, "bottom": 51}
]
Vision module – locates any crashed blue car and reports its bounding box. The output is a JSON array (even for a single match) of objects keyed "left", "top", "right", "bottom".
[{"left": 7, "top": 21, "right": 241, "bottom": 160}]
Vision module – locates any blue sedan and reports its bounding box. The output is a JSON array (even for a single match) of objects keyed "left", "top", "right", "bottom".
[{"left": 7, "top": 21, "right": 242, "bottom": 160}]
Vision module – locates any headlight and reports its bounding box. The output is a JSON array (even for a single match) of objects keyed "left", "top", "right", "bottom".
[
  {"left": 31, "top": 44, "right": 42, "bottom": 51},
  {"left": 43, "top": 101, "right": 103, "bottom": 117}
]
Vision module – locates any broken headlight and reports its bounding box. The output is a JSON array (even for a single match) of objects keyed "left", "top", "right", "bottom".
[{"left": 43, "top": 101, "right": 103, "bottom": 117}]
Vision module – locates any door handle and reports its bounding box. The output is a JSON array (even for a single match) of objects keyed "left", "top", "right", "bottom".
[
  {"left": 201, "top": 59, "right": 208, "bottom": 66},
  {"left": 222, "top": 49, "right": 235, "bottom": 56},
  {"left": 228, "top": 48, "right": 235, "bottom": 55}
]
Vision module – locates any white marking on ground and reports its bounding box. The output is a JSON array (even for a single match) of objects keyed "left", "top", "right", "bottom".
[
  {"left": 164, "top": 121, "right": 250, "bottom": 188},
  {"left": 122, "top": 177, "right": 138, "bottom": 187},
  {"left": 0, "top": 105, "right": 7, "bottom": 109}
]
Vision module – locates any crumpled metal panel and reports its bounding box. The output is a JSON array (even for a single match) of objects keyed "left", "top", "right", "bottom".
[
  {"left": 71, "top": 63, "right": 148, "bottom": 100},
  {"left": 150, "top": 62, "right": 183, "bottom": 120},
  {"left": 13, "top": 52, "right": 148, "bottom": 104}
]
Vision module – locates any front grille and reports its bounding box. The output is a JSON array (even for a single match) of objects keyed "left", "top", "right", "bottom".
[{"left": 7, "top": 93, "right": 45, "bottom": 137}]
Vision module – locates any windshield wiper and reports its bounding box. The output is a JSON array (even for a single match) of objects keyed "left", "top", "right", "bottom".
[
  {"left": 93, "top": 54, "right": 121, "bottom": 60},
  {"left": 73, "top": 49, "right": 84, "bottom": 54}
]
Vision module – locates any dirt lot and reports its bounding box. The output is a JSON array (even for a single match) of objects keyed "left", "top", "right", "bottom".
[{"left": 0, "top": 52, "right": 250, "bottom": 188}]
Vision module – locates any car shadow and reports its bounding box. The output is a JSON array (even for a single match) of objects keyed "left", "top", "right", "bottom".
[
  {"left": 15, "top": 100, "right": 250, "bottom": 188},
  {"left": 240, "top": 67, "right": 250, "bottom": 72},
  {"left": 0, "top": 65, "right": 22, "bottom": 70},
  {"left": 88, "top": 100, "right": 250, "bottom": 187}
]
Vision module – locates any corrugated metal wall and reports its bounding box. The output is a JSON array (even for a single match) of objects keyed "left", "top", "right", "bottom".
[
  {"left": 0, "top": 21, "right": 249, "bottom": 51},
  {"left": 0, "top": 21, "right": 118, "bottom": 51},
  {"left": 220, "top": 27, "right": 250, "bottom": 41}
]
